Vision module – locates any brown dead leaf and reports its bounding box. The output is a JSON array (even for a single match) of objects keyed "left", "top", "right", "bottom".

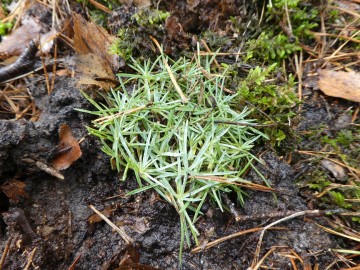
[
  {"left": 72, "top": 13, "right": 117, "bottom": 89},
  {"left": 0, "top": 10, "right": 56, "bottom": 60},
  {"left": 76, "top": 53, "right": 117, "bottom": 89},
  {"left": 0, "top": 17, "right": 41, "bottom": 59},
  {"left": 1, "top": 179, "right": 28, "bottom": 202},
  {"left": 0, "top": 6, "right": 6, "bottom": 20},
  {"left": 88, "top": 206, "right": 116, "bottom": 224},
  {"left": 51, "top": 124, "right": 82, "bottom": 171},
  {"left": 73, "top": 13, "right": 118, "bottom": 72},
  {"left": 116, "top": 244, "right": 158, "bottom": 270},
  {"left": 318, "top": 70, "right": 360, "bottom": 102}
]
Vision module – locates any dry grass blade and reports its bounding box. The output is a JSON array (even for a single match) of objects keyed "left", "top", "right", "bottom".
[
  {"left": 250, "top": 247, "right": 277, "bottom": 270},
  {"left": 0, "top": 83, "right": 39, "bottom": 121},
  {"left": 315, "top": 222, "right": 360, "bottom": 243},
  {"left": 0, "top": 237, "right": 12, "bottom": 270},
  {"left": 150, "top": 36, "right": 189, "bottom": 103},
  {"left": 23, "top": 247, "right": 37, "bottom": 270},
  {"left": 94, "top": 103, "right": 153, "bottom": 124},
  {"left": 88, "top": 0, "right": 112, "bottom": 14},
  {"left": 250, "top": 210, "right": 321, "bottom": 268},
  {"left": 189, "top": 175, "right": 274, "bottom": 192},
  {"left": 296, "top": 150, "right": 360, "bottom": 176},
  {"left": 191, "top": 227, "right": 284, "bottom": 253},
  {"left": 67, "top": 253, "right": 82, "bottom": 270},
  {"left": 89, "top": 205, "right": 133, "bottom": 244}
]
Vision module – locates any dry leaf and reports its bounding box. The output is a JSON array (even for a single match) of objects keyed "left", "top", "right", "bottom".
[
  {"left": 318, "top": 70, "right": 360, "bottom": 102},
  {"left": 72, "top": 14, "right": 117, "bottom": 89},
  {"left": 0, "top": 16, "right": 55, "bottom": 60},
  {"left": 0, "top": 5, "right": 6, "bottom": 20},
  {"left": 1, "top": 179, "right": 28, "bottom": 202},
  {"left": 321, "top": 160, "right": 347, "bottom": 181},
  {"left": 73, "top": 13, "right": 118, "bottom": 72},
  {"left": 116, "top": 244, "right": 158, "bottom": 270},
  {"left": 51, "top": 124, "right": 82, "bottom": 171},
  {"left": 76, "top": 53, "right": 116, "bottom": 89}
]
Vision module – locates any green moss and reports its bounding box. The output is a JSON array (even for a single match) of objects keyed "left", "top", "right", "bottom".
[
  {"left": 232, "top": 63, "right": 298, "bottom": 146},
  {"left": 245, "top": 0, "right": 318, "bottom": 64},
  {"left": 131, "top": 9, "right": 170, "bottom": 27},
  {"left": 109, "top": 9, "right": 169, "bottom": 62},
  {"left": 0, "top": 21, "right": 13, "bottom": 36}
]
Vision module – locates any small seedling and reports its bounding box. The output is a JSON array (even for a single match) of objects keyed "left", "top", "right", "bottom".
[{"left": 79, "top": 47, "right": 268, "bottom": 258}]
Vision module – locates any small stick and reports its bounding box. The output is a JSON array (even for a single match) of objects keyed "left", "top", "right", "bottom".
[
  {"left": 88, "top": 0, "right": 112, "bottom": 13},
  {"left": 149, "top": 36, "right": 189, "bottom": 103},
  {"left": 250, "top": 210, "right": 321, "bottom": 268},
  {"left": 67, "top": 253, "right": 82, "bottom": 270},
  {"left": 35, "top": 161, "right": 64, "bottom": 180},
  {"left": 200, "top": 39, "right": 221, "bottom": 69},
  {"left": 23, "top": 247, "right": 37, "bottom": 270},
  {"left": 89, "top": 205, "right": 133, "bottom": 244},
  {"left": 39, "top": 41, "right": 51, "bottom": 95},
  {"left": 221, "top": 194, "right": 241, "bottom": 222},
  {"left": 191, "top": 227, "right": 284, "bottom": 253},
  {"left": 94, "top": 102, "right": 153, "bottom": 124},
  {"left": 0, "top": 237, "right": 12, "bottom": 270},
  {"left": 50, "top": 40, "right": 58, "bottom": 93}
]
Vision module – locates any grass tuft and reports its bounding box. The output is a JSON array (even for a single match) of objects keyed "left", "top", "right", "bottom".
[{"left": 79, "top": 47, "right": 267, "bottom": 258}]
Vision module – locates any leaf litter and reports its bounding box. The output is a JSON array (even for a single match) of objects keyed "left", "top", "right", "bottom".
[{"left": 317, "top": 69, "right": 360, "bottom": 102}]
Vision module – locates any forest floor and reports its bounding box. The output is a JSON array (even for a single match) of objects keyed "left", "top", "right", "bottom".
[{"left": 0, "top": 1, "right": 359, "bottom": 269}]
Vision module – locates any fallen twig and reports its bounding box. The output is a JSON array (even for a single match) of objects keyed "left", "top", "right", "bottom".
[
  {"left": 191, "top": 226, "right": 285, "bottom": 253},
  {"left": 89, "top": 205, "right": 133, "bottom": 244},
  {"left": 249, "top": 210, "right": 321, "bottom": 269},
  {"left": 67, "top": 253, "right": 82, "bottom": 270},
  {"left": 0, "top": 237, "right": 12, "bottom": 270},
  {"left": 23, "top": 247, "right": 37, "bottom": 270}
]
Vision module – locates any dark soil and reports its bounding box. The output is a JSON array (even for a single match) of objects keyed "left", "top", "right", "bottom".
[
  {"left": 0, "top": 77, "right": 341, "bottom": 269},
  {"left": 0, "top": 1, "right": 359, "bottom": 269}
]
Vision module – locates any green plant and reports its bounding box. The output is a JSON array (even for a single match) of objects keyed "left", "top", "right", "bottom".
[
  {"left": 235, "top": 63, "right": 297, "bottom": 146},
  {"left": 79, "top": 49, "right": 267, "bottom": 258},
  {"left": 0, "top": 21, "right": 13, "bottom": 36},
  {"left": 246, "top": 32, "right": 301, "bottom": 62},
  {"left": 245, "top": 0, "right": 318, "bottom": 63}
]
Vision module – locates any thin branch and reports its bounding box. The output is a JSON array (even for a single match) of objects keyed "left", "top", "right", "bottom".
[{"left": 89, "top": 205, "right": 134, "bottom": 244}]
